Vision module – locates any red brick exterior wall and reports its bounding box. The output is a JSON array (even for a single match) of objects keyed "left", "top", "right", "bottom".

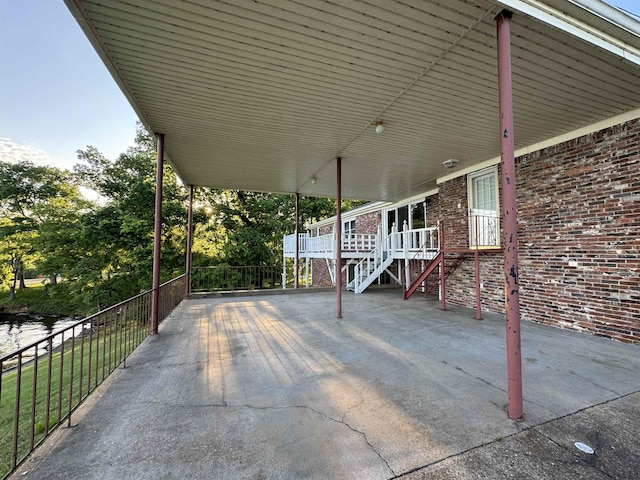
[
  {"left": 444, "top": 252, "right": 505, "bottom": 314},
  {"left": 311, "top": 211, "right": 382, "bottom": 287},
  {"left": 439, "top": 118, "right": 640, "bottom": 344},
  {"left": 355, "top": 211, "right": 381, "bottom": 235},
  {"left": 438, "top": 177, "right": 470, "bottom": 249},
  {"left": 425, "top": 195, "right": 439, "bottom": 229},
  {"left": 312, "top": 258, "right": 334, "bottom": 287},
  {"left": 312, "top": 225, "right": 334, "bottom": 286}
]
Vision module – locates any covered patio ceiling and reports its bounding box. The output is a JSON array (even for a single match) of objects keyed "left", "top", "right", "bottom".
[{"left": 65, "top": 0, "right": 640, "bottom": 202}]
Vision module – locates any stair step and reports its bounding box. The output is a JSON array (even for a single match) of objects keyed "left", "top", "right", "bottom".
[{"left": 405, "top": 252, "right": 466, "bottom": 300}]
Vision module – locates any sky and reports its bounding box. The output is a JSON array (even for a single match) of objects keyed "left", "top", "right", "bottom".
[{"left": 1, "top": 0, "right": 640, "bottom": 171}]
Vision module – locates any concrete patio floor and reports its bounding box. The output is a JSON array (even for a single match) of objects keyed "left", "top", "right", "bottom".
[{"left": 13, "top": 289, "right": 640, "bottom": 479}]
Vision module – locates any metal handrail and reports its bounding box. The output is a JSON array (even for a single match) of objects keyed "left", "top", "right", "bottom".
[
  {"left": 190, "top": 265, "right": 282, "bottom": 293},
  {"left": 0, "top": 275, "right": 186, "bottom": 478},
  {"left": 404, "top": 226, "right": 441, "bottom": 289}
]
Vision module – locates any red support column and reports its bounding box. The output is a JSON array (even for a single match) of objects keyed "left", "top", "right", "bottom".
[
  {"left": 496, "top": 10, "right": 523, "bottom": 421},
  {"left": 185, "top": 185, "right": 194, "bottom": 296},
  {"left": 475, "top": 217, "right": 482, "bottom": 320},
  {"left": 294, "top": 193, "right": 300, "bottom": 289},
  {"left": 439, "top": 222, "right": 446, "bottom": 311},
  {"left": 336, "top": 157, "right": 342, "bottom": 319},
  {"left": 151, "top": 133, "right": 165, "bottom": 335}
]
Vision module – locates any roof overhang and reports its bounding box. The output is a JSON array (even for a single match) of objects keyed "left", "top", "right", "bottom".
[{"left": 65, "top": 0, "right": 640, "bottom": 201}]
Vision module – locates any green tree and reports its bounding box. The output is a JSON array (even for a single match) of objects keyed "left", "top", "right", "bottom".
[
  {"left": 0, "top": 161, "right": 82, "bottom": 299},
  {"left": 198, "top": 190, "right": 361, "bottom": 266},
  {"left": 72, "top": 124, "right": 191, "bottom": 309}
]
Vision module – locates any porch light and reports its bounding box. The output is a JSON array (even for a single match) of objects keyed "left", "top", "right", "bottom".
[
  {"left": 443, "top": 158, "right": 459, "bottom": 168},
  {"left": 311, "top": 176, "right": 317, "bottom": 184},
  {"left": 375, "top": 121, "right": 384, "bottom": 134}
]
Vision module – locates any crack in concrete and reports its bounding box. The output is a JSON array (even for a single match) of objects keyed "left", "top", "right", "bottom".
[
  {"left": 390, "top": 390, "right": 640, "bottom": 479},
  {"left": 341, "top": 384, "right": 369, "bottom": 423},
  {"left": 535, "top": 429, "right": 617, "bottom": 480},
  {"left": 238, "top": 403, "right": 396, "bottom": 477},
  {"left": 446, "top": 364, "right": 556, "bottom": 416},
  {"left": 449, "top": 364, "right": 507, "bottom": 394},
  {"left": 155, "top": 400, "right": 395, "bottom": 477},
  {"left": 567, "top": 370, "right": 621, "bottom": 397}
]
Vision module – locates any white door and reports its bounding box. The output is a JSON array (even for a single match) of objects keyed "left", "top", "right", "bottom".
[{"left": 469, "top": 170, "right": 499, "bottom": 247}]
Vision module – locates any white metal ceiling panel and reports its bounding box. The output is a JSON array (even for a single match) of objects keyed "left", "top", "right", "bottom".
[{"left": 65, "top": 0, "right": 640, "bottom": 201}]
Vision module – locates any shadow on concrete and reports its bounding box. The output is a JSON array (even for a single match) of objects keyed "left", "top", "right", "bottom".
[{"left": 12, "top": 290, "right": 640, "bottom": 479}]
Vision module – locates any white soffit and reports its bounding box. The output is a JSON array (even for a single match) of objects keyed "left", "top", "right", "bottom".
[
  {"left": 498, "top": 0, "right": 640, "bottom": 64},
  {"left": 65, "top": 0, "right": 640, "bottom": 201}
]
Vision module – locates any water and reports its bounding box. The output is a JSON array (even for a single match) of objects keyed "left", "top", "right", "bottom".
[{"left": 0, "top": 312, "right": 81, "bottom": 359}]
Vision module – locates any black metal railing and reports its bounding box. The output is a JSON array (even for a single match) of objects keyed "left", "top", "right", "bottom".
[
  {"left": 190, "top": 265, "right": 283, "bottom": 293},
  {"left": 0, "top": 275, "right": 185, "bottom": 479}
]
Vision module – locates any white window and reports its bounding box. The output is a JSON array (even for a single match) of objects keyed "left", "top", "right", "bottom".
[
  {"left": 343, "top": 219, "right": 356, "bottom": 237},
  {"left": 342, "top": 219, "right": 356, "bottom": 250},
  {"left": 410, "top": 201, "right": 426, "bottom": 229},
  {"left": 468, "top": 168, "right": 500, "bottom": 247}
]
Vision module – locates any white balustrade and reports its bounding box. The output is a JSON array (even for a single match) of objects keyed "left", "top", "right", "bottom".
[
  {"left": 341, "top": 234, "right": 377, "bottom": 252},
  {"left": 306, "top": 233, "right": 334, "bottom": 253},
  {"left": 284, "top": 225, "right": 438, "bottom": 260}
]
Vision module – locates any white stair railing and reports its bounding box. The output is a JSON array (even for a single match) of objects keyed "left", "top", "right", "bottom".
[{"left": 351, "top": 225, "right": 394, "bottom": 294}]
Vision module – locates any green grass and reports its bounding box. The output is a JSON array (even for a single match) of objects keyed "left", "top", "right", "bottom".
[
  {"left": 0, "top": 283, "right": 88, "bottom": 317},
  {"left": 0, "top": 317, "right": 149, "bottom": 478}
]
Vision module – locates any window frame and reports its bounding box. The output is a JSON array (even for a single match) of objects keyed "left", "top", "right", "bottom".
[{"left": 467, "top": 167, "right": 500, "bottom": 248}]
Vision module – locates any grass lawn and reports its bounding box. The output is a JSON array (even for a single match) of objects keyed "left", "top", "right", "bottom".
[
  {"left": 0, "top": 283, "right": 88, "bottom": 317},
  {"left": 0, "top": 317, "right": 149, "bottom": 477}
]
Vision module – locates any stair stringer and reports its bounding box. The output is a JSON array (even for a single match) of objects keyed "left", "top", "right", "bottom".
[
  {"left": 404, "top": 252, "right": 467, "bottom": 300},
  {"left": 404, "top": 252, "right": 443, "bottom": 299},
  {"left": 353, "top": 255, "right": 394, "bottom": 293}
]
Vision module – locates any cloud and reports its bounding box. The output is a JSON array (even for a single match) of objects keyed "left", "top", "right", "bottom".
[
  {"left": 0, "top": 137, "right": 105, "bottom": 203},
  {"left": 0, "top": 138, "right": 72, "bottom": 170}
]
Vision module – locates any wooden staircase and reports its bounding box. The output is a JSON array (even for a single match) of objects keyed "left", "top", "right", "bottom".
[{"left": 346, "top": 231, "right": 394, "bottom": 293}]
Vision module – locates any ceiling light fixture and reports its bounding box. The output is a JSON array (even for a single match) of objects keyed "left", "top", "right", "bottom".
[
  {"left": 375, "top": 121, "right": 384, "bottom": 134},
  {"left": 311, "top": 176, "right": 317, "bottom": 184},
  {"left": 443, "top": 158, "right": 459, "bottom": 168}
]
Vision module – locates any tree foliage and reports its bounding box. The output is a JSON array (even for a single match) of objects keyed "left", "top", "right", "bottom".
[
  {"left": 196, "top": 191, "right": 361, "bottom": 266},
  {"left": 71, "top": 124, "right": 189, "bottom": 309},
  {"left": 1, "top": 122, "right": 363, "bottom": 313},
  {"left": 0, "top": 161, "right": 83, "bottom": 298}
]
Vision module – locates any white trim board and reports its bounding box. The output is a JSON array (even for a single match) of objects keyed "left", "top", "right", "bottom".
[{"left": 437, "top": 108, "right": 640, "bottom": 185}]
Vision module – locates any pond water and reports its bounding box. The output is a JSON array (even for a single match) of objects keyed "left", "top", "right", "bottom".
[{"left": 0, "top": 312, "right": 81, "bottom": 359}]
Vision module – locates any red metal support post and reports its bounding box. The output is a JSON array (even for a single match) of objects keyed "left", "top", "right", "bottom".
[
  {"left": 475, "top": 250, "right": 482, "bottom": 320},
  {"left": 151, "top": 133, "right": 164, "bottom": 335},
  {"left": 294, "top": 192, "right": 300, "bottom": 289},
  {"left": 336, "top": 157, "right": 342, "bottom": 319},
  {"left": 185, "top": 184, "right": 194, "bottom": 296},
  {"left": 439, "top": 221, "right": 446, "bottom": 311},
  {"left": 496, "top": 10, "right": 523, "bottom": 421},
  {"left": 475, "top": 216, "right": 482, "bottom": 320}
]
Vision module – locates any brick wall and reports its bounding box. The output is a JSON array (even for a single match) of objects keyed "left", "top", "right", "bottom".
[
  {"left": 355, "top": 211, "right": 381, "bottom": 235},
  {"left": 438, "top": 177, "right": 470, "bottom": 249},
  {"left": 425, "top": 195, "right": 440, "bottom": 228},
  {"left": 312, "top": 258, "right": 333, "bottom": 287},
  {"left": 311, "top": 211, "right": 382, "bottom": 287},
  {"left": 311, "top": 225, "right": 333, "bottom": 286},
  {"left": 439, "top": 118, "right": 640, "bottom": 344},
  {"left": 445, "top": 252, "right": 505, "bottom": 314}
]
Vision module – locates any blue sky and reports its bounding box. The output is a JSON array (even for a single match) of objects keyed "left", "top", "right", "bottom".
[
  {"left": 1, "top": 0, "right": 639, "bottom": 170},
  {"left": 0, "top": 1, "right": 137, "bottom": 169}
]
